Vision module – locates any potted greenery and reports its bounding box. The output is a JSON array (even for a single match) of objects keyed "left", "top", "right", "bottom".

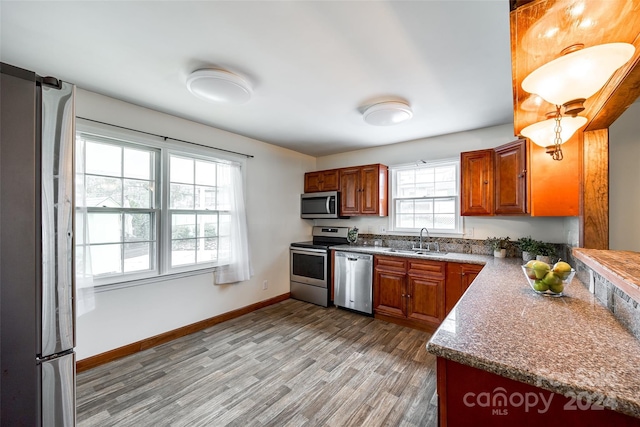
[
  {"left": 516, "top": 236, "right": 538, "bottom": 262},
  {"left": 535, "top": 242, "right": 556, "bottom": 263},
  {"left": 485, "top": 236, "right": 510, "bottom": 258}
]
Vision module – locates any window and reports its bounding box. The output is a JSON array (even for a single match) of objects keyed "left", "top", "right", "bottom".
[
  {"left": 76, "top": 126, "right": 242, "bottom": 286},
  {"left": 390, "top": 160, "right": 461, "bottom": 234}
]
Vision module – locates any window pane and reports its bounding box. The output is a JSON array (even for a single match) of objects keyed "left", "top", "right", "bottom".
[
  {"left": 124, "top": 148, "right": 151, "bottom": 180},
  {"left": 415, "top": 214, "right": 434, "bottom": 227},
  {"left": 124, "top": 242, "right": 151, "bottom": 272},
  {"left": 397, "top": 214, "right": 414, "bottom": 229},
  {"left": 196, "top": 237, "right": 217, "bottom": 263},
  {"left": 434, "top": 214, "right": 455, "bottom": 229},
  {"left": 416, "top": 168, "right": 434, "bottom": 183},
  {"left": 172, "top": 214, "right": 196, "bottom": 239},
  {"left": 75, "top": 174, "right": 86, "bottom": 207},
  {"left": 195, "top": 186, "right": 216, "bottom": 210},
  {"left": 195, "top": 160, "right": 216, "bottom": 186},
  {"left": 199, "top": 214, "right": 218, "bottom": 238},
  {"left": 170, "top": 183, "right": 194, "bottom": 209},
  {"left": 91, "top": 244, "right": 122, "bottom": 275},
  {"left": 397, "top": 170, "right": 415, "bottom": 186},
  {"left": 170, "top": 156, "right": 193, "bottom": 184},
  {"left": 124, "top": 179, "right": 153, "bottom": 209},
  {"left": 172, "top": 239, "right": 195, "bottom": 266},
  {"left": 219, "top": 213, "right": 231, "bottom": 236},
  {"left": 124, "top": 213, "right": 152, "bottom": 242},
  {"left": 397, "top": 200, "right": 414, "bottom": 214},
  {"left": 86, "top": 176, "right": 122, "bottom": 207},
  {"left": 218, "top": 236, "right": 230, "bottom": 260},
  {"left": 435, "top": 181, "right": 456, "bottom": 196},
  {"left": 415, "top": 200, "right": 433, "bottom": 213},
  {"left": 88, "top": 213, "right": 121, "bottom": 244},
  {"left": 435, "top": 199, "right": 455, "bottom": 214},
  {"left": 86, "top": 141, "right": 121, "bottom": 177},
  {"left": 75, "top": 213, "right": 84, "bottom": 245}
]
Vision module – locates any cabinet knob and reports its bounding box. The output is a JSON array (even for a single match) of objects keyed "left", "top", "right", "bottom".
[
  {"left": 407, "top": 294, "right": 411, "bottom": 298},
  {"left": 402, "top": 294, "right": 406, "bottom": 297},
  {"left": 461, "top": 272, "right": 466, "bottom": 276},
  {"left": 484, "top": 180, "right": 489, "bottom": 184}
]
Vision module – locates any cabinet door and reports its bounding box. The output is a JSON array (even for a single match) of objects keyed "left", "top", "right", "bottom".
[
  {"left": 321, "top": 169, "right": 340, "bottom": 191},
  {"left": 304, "top": 172, "right": 322, "bottom": 193},
  {"left": 360, "top": 164, "right": 385, "bottom": 215},
  {"left": 495, "top": 139, "right": 528, "bottom": 215},
  {"left": 374, "top": 269, "right": 406, "bottom": 318},
  {"left": 445, "top": 263, "right": 483, "bottom": 316},
  {"left": 340, "top": 167, "right": 361, "bottom": 215},
  {"left": 461, "top": 150, "right": 494, "bottom": 216},
  {"left": 407, "top": 274, "right": 444, "bottom": 324}
]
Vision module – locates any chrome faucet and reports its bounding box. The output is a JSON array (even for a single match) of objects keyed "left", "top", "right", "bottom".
[{"left": 419, "top": 228, "right": 429, "bottom": 250}]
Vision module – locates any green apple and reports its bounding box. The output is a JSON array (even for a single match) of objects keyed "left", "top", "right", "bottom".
[
  {"left": 532, "top": 279, "right": 549, "bottom": 292},
  {"left": 532, "top": 261, "right": 551, "bottom": 279},
  {"left": 552, "top": 260, "right": 572, "bottom": 280}
]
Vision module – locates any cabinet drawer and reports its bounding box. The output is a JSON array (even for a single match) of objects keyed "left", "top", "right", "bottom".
[
  {"left": 374, "top": 255, "right": 407, "bottom": 271},
  {"left": 408, "top": 259, "right": 445, "bottom": 277}
]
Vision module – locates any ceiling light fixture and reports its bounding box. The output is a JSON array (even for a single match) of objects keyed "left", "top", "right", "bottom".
[
  {"left": 363, "top": 101, "right": 413, "bottom": 126},
  {"left": 522, "top": 42, "right": 635, "bottom": 115},
  {"left": 521, "top": 108, "right": 587, "bottom": 160},
  {"left": 521, "top": 42, "right": 634, "bottom": 160},
  {"left": 186, "top": 69, "right": 252, "bottom": 105}
]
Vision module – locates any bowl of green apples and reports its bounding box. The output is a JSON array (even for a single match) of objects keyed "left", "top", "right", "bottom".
[{"left": 522, "top": 259, "right": 575, "bottom": 297}]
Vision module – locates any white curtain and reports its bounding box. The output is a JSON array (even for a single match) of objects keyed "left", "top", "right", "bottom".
[
  {"left": 75, "top": 137, "right": 95, "bottom": 315},
  {"left": 214, "top": 163, "right": 252, "bottom": 284}
]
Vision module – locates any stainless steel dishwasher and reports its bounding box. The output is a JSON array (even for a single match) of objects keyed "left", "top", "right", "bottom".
[{"left": 334, "top": 251, "right": 373, "bottom": 315}]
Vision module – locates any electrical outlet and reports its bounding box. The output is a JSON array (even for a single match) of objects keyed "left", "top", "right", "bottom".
[
  {"left": 378, "top": 226, "right": 386, "bottom": 233},
  {"left": 262, "top": 280, "right": 268, "bottom": 290},
  {"left": 466, "top": 227, "right": 474, "bottom": 238}
]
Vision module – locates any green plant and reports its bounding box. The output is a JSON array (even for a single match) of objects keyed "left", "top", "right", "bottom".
[
  {"left": 485, "top": 236, "right": 510, "bottom": 251},
  {"left": 536, "top": 242, "right": 557, "bottom": 257},
  {"left": 516, "top": 236, "right": 539, "bottom": 254}
]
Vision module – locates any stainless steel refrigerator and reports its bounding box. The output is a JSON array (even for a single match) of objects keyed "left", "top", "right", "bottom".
[{"left": 1, "top": 63, "right": 76, "bottom": 426}]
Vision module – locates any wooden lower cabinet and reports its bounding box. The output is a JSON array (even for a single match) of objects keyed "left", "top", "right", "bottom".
[
  {"left": 436, "top": 358, "right": 640, "bottom": 427},
  {"left": 444, "top": 263, "right": 483, "bottom": 316},
  {"left": 373, "top": 255, "right": 445, "bottom": 331}
]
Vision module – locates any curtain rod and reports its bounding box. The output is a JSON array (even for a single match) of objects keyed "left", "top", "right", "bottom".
[{"left": 76, "top": 116, "right": 254, "bottom": 159}]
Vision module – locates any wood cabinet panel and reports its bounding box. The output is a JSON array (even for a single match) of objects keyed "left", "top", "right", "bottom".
[
  {"left": 494, "top": 139, "right": 527, "bottom": 215},
  {"left": 461, "top": 150, "right": 494, "bottom": 216},
  {"left": 407, "top": 274, "right": 443, "bottom": 324},
  {"left": 304, "top": 169, "right": 340, "bottom": 193},
  {"left": 445, "top": 263, "right": 483, "bottom": 316},
  {"left": 374, "top": 270, "right": 406, "bottom": 318},
  {"left": 376, "top": 256, "right": 407, "bottom": 272},
  {"left": 340, "top": 164, "right": 388, "bottom": 216},
  {"left": 408, "top": 259, "right": 445, "bottom": 277}
]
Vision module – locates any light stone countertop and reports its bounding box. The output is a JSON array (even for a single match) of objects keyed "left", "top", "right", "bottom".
[{"left": 331, "top": 246, "right": 640, "bottom": 419}]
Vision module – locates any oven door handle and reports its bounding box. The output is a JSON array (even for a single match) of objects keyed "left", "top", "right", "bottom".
[{"left": 290, "top": 247, "right": 328, "bottom": 254}]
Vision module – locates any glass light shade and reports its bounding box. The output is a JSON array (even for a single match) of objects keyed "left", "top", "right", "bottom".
[
  {"left": 522, "top": 43, "right": 635, "bottom": 106},
  {"left": 187, "top": 69, "right": 252, "bottom": 104},
  {"left": 520, "top": 115, "right": 587, "bottom": 148},
  {"left": 363, "top": 101, "right": 413, "bottom": 126}
]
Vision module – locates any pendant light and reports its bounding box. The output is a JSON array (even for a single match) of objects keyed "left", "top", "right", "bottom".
[
  {"left": 522, "top": 43, "right": 634, "bottom": 115},
  {"left": 520, "top": 42, "right": 634, "bottom": 160},
  {"left": 521, "top": 107, "right": 587, "bottom": 160}
]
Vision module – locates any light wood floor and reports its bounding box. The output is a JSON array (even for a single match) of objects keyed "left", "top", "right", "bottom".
[{"left": 76, "top": 299, "right": 438, "bottom": 427}]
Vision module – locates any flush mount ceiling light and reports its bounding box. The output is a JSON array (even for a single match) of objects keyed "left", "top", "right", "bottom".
[
  {"left": 522, "top": 43, "right": 635, "bottom": 115},
  {"left": 186, "top": 69, "right": 252, "bottom": 105},
  {"left": 521, "top": 109, "right": 587, "bottom": 160},
  {"left": 363, "top": 101, "right": 413, "bottom": 126}
]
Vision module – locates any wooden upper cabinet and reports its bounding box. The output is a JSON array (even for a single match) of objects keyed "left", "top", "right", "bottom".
[
  {"left": 304, "top": 169, "right": 339, "bottom": 193},
  {"left": 461, "top": 150, "right": 494, "bottom": 216},
  {"left": 340, "top": 164, "right": 388, "bottom": 216},
  {"left": 494, "top": 139, "right": 528, "bottom": 215}
]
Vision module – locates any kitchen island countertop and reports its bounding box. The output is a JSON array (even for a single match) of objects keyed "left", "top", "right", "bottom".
[{"left": 331, "top": 246, "right": 640, "bottom": 419}]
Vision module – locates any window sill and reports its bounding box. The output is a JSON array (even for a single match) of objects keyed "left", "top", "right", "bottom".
[
  {"left": 91, "top": 266, "right": 220, "bottom": 293},
  {"left": 386, "top": 229, "right": 464, "bottom": 238}
]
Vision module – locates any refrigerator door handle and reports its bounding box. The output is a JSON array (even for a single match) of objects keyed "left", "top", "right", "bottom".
[{"left": 40, "top": 82, "right": 76, "bottom": 357}]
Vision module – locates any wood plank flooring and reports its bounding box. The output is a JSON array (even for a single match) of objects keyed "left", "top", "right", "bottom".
[{"left": 76, "top": 299, "right": 438, "bottom": 426}]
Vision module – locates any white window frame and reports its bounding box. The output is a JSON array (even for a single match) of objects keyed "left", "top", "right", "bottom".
[
  {"left": 76, "top": 119, "right": 245, "bottom": 288},
  {"left": 389, "top": 158, "right": 462, "bottom": 235}
]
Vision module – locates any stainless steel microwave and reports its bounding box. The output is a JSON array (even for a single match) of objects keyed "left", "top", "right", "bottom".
[{"left": 300, "top": 191, "right": 344, "bottom": 219}]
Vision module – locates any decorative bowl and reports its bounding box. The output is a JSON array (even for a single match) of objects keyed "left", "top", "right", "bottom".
[{"left": 521, "top": 264, "right": 575, "bottom": 297}]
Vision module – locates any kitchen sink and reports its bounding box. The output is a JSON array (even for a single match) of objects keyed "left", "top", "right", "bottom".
[{"left": 384, "top": 248, "right": 448, "bottom": 256}]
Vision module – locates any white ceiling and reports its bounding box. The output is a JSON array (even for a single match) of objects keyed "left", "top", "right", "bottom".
[{"left": 0, "top": 0, "right": 514, "bottom": 157}]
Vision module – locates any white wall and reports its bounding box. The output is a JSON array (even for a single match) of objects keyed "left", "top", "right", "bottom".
[
  {"left": 315, "top": 124, "right": 572, "bottom": 244},
  {"left": 610, "top": 101, "right": 640, "bottom": 251},
  {"left": 76, "top": 89, "right": 315, "bottom": 359}
]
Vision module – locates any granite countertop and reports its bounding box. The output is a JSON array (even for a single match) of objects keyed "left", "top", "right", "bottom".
[
  {"left": 417, "top": 255, "right": 640, "bottom": 419},
  {"left": 573, "top": 248, "right": 640, "bottom": 303},
  {"left": 330, "top": 244, "right": 489, "bottom": 265}
]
